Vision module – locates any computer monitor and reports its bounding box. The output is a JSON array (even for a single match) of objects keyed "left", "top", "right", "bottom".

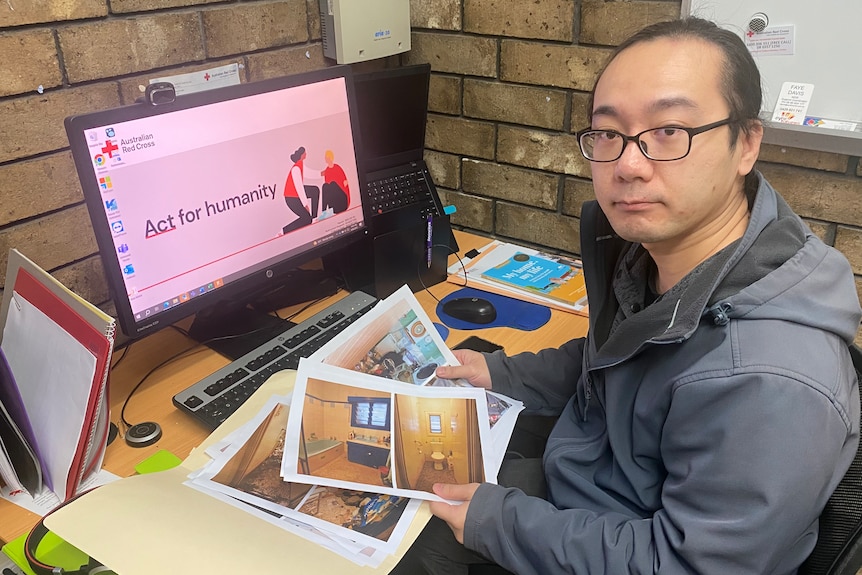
[
  {"left": 65, "top": 66, "right": 369, "bottom": 351},
  {"left": 353, "top": 63, "right": 431, "bottom": 174}
]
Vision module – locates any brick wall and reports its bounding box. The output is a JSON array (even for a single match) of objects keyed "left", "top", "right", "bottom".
[
  {"left": 408, "top": 0, "right": 862, "bottom": 342},
  {"left": 0, "top": 0, "right": 392, "bottom": 317},
  {"left": 1, "top": 0, "right": 860, "bottom": 342}
]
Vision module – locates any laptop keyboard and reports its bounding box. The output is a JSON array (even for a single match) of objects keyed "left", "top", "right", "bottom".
[
  {"left": 367, "top": 167, "right": 437, "bottom": 216},
  {"left": 172, "top": 291, "right": 378, "bottom": 429}
]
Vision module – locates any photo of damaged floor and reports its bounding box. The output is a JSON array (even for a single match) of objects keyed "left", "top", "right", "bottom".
[
  {"left": 209, "top": 401, "right": 410, "bottom": 542},
  {"left": 298, "top": 486, "right": 409, "bottom": 540}
]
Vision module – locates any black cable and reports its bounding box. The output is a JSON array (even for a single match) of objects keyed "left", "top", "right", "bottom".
[
  {"left": 118, "top": 341, "right": 206, "bottom": 430},
  {"left": 169, "top": 323, "right": 191, "bottom": 338},
  {"left": 116, "top": 295, "right": 336, "bottom": 431},
  {"left": 110, "top": 341, "right": 132, "bottom": 370},
  {"left": 281, "top": 291, "right": 336, "bottom": 322},
  {"left": 417, "top": 242, "right": 468, "bottom": 304}
]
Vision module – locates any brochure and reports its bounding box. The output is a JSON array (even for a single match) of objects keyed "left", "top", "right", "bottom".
[
  {"left": 448, "top": 240, "right": 589, "bottom": 315},
  {"left": 482, "top": 251, "right": 586, "bottom": 306}
]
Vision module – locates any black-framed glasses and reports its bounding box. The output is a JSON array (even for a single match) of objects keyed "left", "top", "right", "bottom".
[{"left": 576, "top": 118, "right": 734, "bottom": 162}]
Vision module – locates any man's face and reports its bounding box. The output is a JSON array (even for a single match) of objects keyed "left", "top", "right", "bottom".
[{"left": 588, "top": 37, "right": 761, "bottom": 253}]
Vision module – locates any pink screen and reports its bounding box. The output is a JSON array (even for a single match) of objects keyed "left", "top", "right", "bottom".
[{"left": 80, "top": 77, "right": 364, "bottom": 323}]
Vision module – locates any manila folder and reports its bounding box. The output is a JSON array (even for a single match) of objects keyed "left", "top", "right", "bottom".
[{"left": 45, "top": 371, "right": 431, "bottom": 574}]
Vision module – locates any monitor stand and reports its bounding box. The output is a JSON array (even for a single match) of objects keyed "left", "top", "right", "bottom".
[
  {"left": 188, "top": 305, "right": 294, "bottom": 360},
  {"left": 187, "top": 268, "right": 339, "bottom": 360}
]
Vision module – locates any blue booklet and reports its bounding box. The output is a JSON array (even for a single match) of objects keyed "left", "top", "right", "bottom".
[{"left": 482, "top": 253, "right": 576, "bottom": 297}]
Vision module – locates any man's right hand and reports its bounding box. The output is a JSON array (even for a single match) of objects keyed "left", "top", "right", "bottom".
[{"left": 436, "top": 349, "right": 492, "bottom": 389}]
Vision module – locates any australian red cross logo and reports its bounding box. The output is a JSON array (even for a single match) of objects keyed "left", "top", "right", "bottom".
[
  {"left": 101, "top": 139, "right": 119, "bottom": 158},
  {"left": 204, "top": 73, "right": 211, "bottom": 81}
]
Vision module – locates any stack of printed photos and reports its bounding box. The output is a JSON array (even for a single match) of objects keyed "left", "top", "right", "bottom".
[{"left": 184, "top": 286, "right": 523, "bottom": 566}]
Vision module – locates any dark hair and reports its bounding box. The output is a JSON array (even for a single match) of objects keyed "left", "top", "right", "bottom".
[
  {"left": 290, "top": 146, "right": 306, "bottom": 163},
  {"left": 587, "top": 18, "right": 762, "bottom": 143}
]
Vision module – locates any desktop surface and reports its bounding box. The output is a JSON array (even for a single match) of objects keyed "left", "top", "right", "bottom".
[{"left": 0, "top": 230, "right": 589, "bottom": 545}]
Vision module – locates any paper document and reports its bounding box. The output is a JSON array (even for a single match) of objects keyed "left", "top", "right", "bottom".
[
  {"left": 0, "top": 249, "right": 115, "bottom": 501},
  {"left": 44, "top": 284, "right": 524, "bottom": 572},
  {"left": 448, "top": 240, "right": 589, "bottom": 315},
  {"left": 47, "top": 372, "right": 434, "bottom": 575}
]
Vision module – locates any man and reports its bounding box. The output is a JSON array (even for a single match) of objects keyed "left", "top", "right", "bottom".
[{"left": 394, "top": 17, "right": 862, "bottom": 575}]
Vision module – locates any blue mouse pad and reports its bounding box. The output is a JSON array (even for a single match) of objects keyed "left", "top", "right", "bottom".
[
  {"left": 433, "top": 322, "right": 450, "bottom": 341},
  {"left": 437, "top": 287, "right": 551, "bottom": 331}
]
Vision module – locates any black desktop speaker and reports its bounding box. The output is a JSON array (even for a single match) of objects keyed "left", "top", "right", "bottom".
[{"left": 326, "top": 214, "right": 452, "bottom": 299}]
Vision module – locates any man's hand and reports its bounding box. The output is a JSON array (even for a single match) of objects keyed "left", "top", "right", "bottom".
[
  {"left": 436, "top": 349, "right": 492, "bottom": 389},
  {"left": 429, "top": 482, "right": 481, "bottom": 544}
]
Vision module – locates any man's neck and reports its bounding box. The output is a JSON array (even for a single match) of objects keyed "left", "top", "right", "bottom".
[{"left": 648, "top": 195, "right": 751, "bottom": 294}]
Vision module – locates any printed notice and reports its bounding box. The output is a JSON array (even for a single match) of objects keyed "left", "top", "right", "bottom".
[
  {"left": 772, "top": 82, "right": 814, "bottom": 125},
  {"left": 745, "top": 26, "right": 795, "bottom": 56},
  {"left": 149, "top": 63, "right": 242, "bottom": 96}
]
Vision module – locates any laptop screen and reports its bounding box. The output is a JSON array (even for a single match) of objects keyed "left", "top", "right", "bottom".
[
  {"left": 353, "top": 63, "right": 431, "bottom": 173},
  {"left": 65, "top": 67, "right": 368, "bottom": 339}
]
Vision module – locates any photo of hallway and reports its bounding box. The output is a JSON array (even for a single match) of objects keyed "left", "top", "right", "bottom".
[{"left": 209, "top": 402, "right": 313, "bottom": 509}]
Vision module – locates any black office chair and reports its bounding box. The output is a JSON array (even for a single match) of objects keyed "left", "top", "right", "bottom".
[{"left": 799, "top": 344, "right": 862, "bottom": 575}]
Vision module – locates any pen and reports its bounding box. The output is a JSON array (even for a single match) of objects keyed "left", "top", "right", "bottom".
[{"left": 426, "top": 215, "right": 433, "bottom": 268}]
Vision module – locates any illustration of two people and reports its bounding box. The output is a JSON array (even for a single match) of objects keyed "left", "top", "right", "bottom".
[{"left": 282, "top": 146, "right": 350, "bottom": 235}]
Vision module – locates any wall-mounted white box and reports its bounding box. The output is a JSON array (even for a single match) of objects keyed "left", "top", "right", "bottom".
[{"left": 319, "top": 0, "right": 411, "bottom": 64}]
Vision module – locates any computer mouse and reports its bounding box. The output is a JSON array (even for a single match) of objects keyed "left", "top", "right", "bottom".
[{"left": 442, "top": 297, "right": 497, "bottom": 324}]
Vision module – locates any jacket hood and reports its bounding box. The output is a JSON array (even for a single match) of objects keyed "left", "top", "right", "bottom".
[{"left": 581, "top": 172, "right": 862, "bottom": 363}]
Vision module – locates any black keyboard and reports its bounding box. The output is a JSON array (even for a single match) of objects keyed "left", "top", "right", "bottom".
[
  {"left": 172, "top": 291, "right": 378, "bottom": 429},
  {"left": 366, "top": 166, "right": 437, "bottom": 217}
]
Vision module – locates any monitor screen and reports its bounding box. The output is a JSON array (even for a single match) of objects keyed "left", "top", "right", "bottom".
[
  {"left": 65, "top": 66, "right": 368, "bottom": 342},
  {"left": 353, "top": 63, "right": 430, "bottom": 173}
]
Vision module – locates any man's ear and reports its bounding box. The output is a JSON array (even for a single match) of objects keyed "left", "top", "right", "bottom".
[{"left": 737, "top": 120, "right": 763, "bottom": 177}]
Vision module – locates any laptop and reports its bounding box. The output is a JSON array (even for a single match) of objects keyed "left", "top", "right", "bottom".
[{"left": 353, "top": 63, "right": 445, "bottom": 235}]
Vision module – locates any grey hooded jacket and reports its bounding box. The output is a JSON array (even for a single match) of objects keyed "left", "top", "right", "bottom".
[{"left": 466, "top": 173, "right": 862, "bottom": 574}]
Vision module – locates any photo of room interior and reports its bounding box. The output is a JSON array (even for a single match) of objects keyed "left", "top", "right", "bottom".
[
  {"left": 298, "top": 377, "right": 485, "bottom": 494},
  {"left": 299, "top": 378, "right": 393, "bottom": 488},
  {"left": 210, "top": 402, "right": 314, "bottom": 510},
  {"left": 201, "top": 400, "right": 411, "bottom": 543},
  {"left": 321, "top": 298, "right": 446, "bottom": 385},
  {"left": 485, "top": 394, "right": 512, "bottom": 428},
  {"left": 392, "top": 394, "right": 485, "bottom": 492},
  {"left": 296, "top": 486, "right": 410, "bottom": 542}
]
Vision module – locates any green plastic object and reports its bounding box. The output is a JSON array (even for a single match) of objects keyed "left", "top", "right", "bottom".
[
  {"left": 2, "top": 530, "right": 91, "bottom": 575},
  {"left": 134, "top": 449, "right": 182, "bottom": 475}
]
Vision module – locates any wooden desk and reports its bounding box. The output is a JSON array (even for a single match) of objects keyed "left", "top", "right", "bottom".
[{"left": 0, "top": 231, "right": 588, "bottom": 545}]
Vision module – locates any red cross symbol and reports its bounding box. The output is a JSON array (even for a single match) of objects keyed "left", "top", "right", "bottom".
[
  {"left": 101, "top": 139, "right": 119, "bottom": 158},
  {"left": 747, "top": 30, "right": 755, "bottom": 38},
  {"left": 204, "top": 73, "right": 211, "bottom": 81}
]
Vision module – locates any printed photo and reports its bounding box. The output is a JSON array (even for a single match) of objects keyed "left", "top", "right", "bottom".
[
  {"left": 189, "top": 396, "right": 420, "bottom": 553},
  {"left": 307, "top": 285, "right": 522, "bottom": 433},
  {"left": 283, "top": 362, "right": 492, "bottom": 501},
  {"left": 320, "top": 295, "right": 447, "bottom": 386},
  {"left": 296, "top": 486, "right": 410, "bottom": 542}
]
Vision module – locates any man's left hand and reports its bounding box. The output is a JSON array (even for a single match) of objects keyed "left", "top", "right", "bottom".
[{"left": 429, "top": 482, "right": 481, "bottom": 544}]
